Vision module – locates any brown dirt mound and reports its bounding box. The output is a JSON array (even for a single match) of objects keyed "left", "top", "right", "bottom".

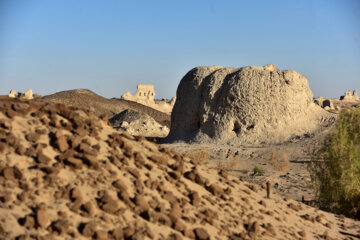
[
  {"left": 35, "top": 89, "right": 170, "bottom": 128},
  {"left": 0, "top": 98, "right": 359, "bottom": 239}
]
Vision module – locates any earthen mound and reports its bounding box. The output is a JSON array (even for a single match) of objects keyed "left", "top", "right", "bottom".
[
  {"left": 35, "top": 89, "right": 171, "bottom": 128},
  {"left": 167, "top": 64, "right": 335, "bottom": 144},
  {"left": 0, "top": 98, "right": 358, "bottom": 239}
]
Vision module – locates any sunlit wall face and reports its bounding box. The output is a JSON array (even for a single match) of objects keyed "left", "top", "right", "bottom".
[{"left": 0, "top": 0, "right": 359, "bottom": 99}]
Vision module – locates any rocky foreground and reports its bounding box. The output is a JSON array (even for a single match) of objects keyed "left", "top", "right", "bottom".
[{"left": 0, "top": 98, "right": 359, "bottom": 239}]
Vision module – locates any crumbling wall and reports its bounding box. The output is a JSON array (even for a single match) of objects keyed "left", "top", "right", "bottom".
[
  {"left": 340, "top": 90, "right": 359, "bottom": 101},
  {"left": 121, "top": 85, "right": 175, "bottom": 114},
  {"left": 8, "top": 89, "right": 33, "bottom": 100}
]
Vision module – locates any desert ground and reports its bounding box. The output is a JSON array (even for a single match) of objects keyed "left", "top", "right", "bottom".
[{"left": 1, "top": 65, "right": 360, "bottom": 239}]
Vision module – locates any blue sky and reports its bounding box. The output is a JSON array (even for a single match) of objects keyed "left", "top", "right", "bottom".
[{"left": 0, "top": 0, "right": 359, "bottom": 99}]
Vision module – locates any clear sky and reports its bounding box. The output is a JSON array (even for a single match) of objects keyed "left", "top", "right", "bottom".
[{"left": 0, "top": 0, "right": 359, "bottom": 99}]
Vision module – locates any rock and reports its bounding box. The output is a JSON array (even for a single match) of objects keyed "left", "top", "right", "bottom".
[
  {"left": 98, "top": 191, "right": 119, "bottom": 214},
  {"left": 207, "top": 184, "right": 224, "bottom": 197},
  {"left": 112, "top": 179, "right": 128, "bottom": 191},
  {"left": 134, "top": 194, "right": 150, "bottom": 212},
  {"left": 173, "top": 219, "right": 186, "bottom": 233},
  {"left": 167, "top": 64, "right": 333, "bottom": 144},
  {"left": 36, "top": 152, "right": 51, "bottom": 164},
  {"left": 123, "top": 225, "right": 135, "bottom": 238},
  {"left": 298, "top": 230, "right": 306, "bottom": 237},
  {"left": 248, "top": 221, "right": 260, "bottom": 237},
  {"left": 81, "top": 221, "right": 97, "bottom": 237},
  {"left": 193, "top": 228, "right": 210, "bottom": 240},
  {"left": 167, "top": 233, "right": 183, "bottom": 240},
  {"left": 111, "top": 227, "right": 124, "bottom": 240},
  {"left": 0, "top": 119, "right": 11, "bottom": 129},
  {"left": 2, "top": 166, "right": 22, "bottom": 180},
  {"left": 53, "top": 132, "right": 69, "bottom": 152},
  {"left": 51, "top": 219, "right": 69, "bottom": 235},
  {"left": 169, "top": 202, "right": 182, "bottom": 222},
  {"left": 101, "top": 200, "right": 119, "bottom": 214},
  {"left": 95, "top": 230, "right": 108, "bottom": 240},
  {"left": 82, "top": 201, "right": 95, "bottom": 216},
  {"left": 149, "top": 155, "right": 168, "bottom": 165},
  {"left": 218, "top": 169, "right": 228, "bottom": 179},
  {"left": 12, "top": 102, "right": 30, "bottom": 115},
  {"left": 65, "top": 157, "right": 83, "bottom": 169},
  {"left": 288, "top": 203, "right": 300, "bottom": 212},
  {"left": 189, "top": 191, "right": 201, "bottom": 206},
  {"left": 23, "top": 215, "right": 35, "bottom": 229},
  {"left": 36, "top": 203, "right": 49, "bottom": 228}
]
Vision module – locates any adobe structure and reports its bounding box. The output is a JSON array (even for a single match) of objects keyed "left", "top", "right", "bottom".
[
  {"left": 121, "top": 84, "right": 176, "bottom": 114},
  {"left": 121, "top": 85, "right": 155, "bottom": 101},
  {"left": 340, "top": 90, "right": 359, "bottom": 101},
  {"left": 8, "top": 89, "right": 33, "bottom": 100}
]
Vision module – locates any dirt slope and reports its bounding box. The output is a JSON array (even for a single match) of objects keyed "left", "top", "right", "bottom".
[
  {"left": 0, "top": 98, "right": 359, "bottom": 239},
  {"left": 35, "top": 89, "right": 170, "bottom": 128}
]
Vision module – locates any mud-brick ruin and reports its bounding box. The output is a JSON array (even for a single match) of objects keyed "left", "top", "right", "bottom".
[
  {"left": 8, "top": 89, "right": 34, "bottom": 100},
  {"left": 121, "top": 84, "right": 176, "bottom": 114},
  {"left": 122, "top": 84, "right": 155, "bottom": 101},
  {"left": 340, "top": 90, "right": 359, "bottom": 101}
]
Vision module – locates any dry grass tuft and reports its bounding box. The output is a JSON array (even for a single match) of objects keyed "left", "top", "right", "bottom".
[
  {"left": 270, "top": 151, "right": 290, "bottom": 171},
  {"left": 184, "top": 150, "right": 209, "bottom": 165},
  {"left": 253, "top": 165, "right": 264, "bottom": 175},
  {"left": 216, "top": 152, "right": 240, "bottom": 170}
]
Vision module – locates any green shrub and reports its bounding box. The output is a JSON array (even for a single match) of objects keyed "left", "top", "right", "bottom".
[
  {"left": 253, "top": 165, "right": 264, "bottom": 175},
  {"left": 309, "top": 108, "right": 360, "bottom": 219}
]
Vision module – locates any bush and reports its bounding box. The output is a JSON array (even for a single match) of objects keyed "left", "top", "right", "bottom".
[
  {"left": 309, "top": 108, "right": 360, "bottom": 219},
  {"left": 253, "top": 165, "right": 264, "bottom": 175}
]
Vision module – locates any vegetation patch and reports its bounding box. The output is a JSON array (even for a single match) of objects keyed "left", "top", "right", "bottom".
[
  {"left": 253, "top": 165, "right": 264, "bottom": 176},
  {"left": 309, "top": 108, "right": 360, "bottom": 219}
]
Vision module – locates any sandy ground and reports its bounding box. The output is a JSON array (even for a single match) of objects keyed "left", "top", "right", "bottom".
[{"left": 161, "top": 121, "right": 335, "bottom": 203}]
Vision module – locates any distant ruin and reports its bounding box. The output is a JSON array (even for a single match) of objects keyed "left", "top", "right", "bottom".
[
  {"left": 121, "top": 84, "right": 176, "bottom": 114},
  {"left": 122, "top": 85, "right": 155, "bottom": 102},
  {"left": 340, "top": 90, "right": 359, "bottom": 101},
  {"left": 314, "top": 90, "right": 359, "bottom": 111},
  {"left": 8, "top": 89, "right": 34, "bottom": 100}
]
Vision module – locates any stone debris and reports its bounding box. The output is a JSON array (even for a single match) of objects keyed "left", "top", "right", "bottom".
[{"left": 110, "top": 109, "right": 169, "bottom": 137}]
